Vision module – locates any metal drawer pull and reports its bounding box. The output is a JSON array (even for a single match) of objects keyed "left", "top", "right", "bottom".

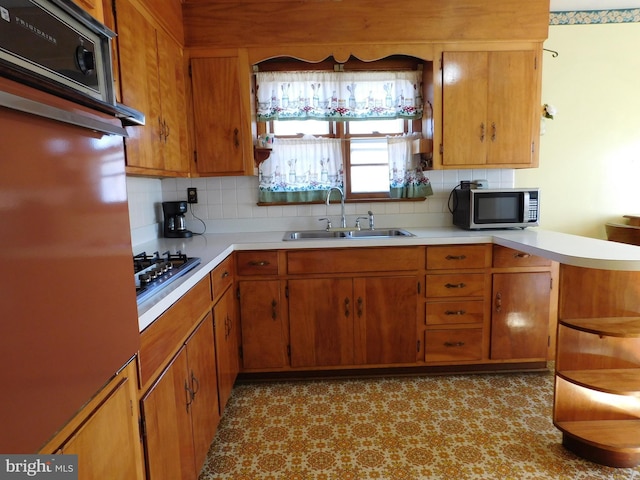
[
  {"left": 221, "top": 271, "right": 230, "bottom": 278},
  {"left": 271, "top": 299, "right": 278, "bottom": 320},
  {"left": 444, "top": 341, "right": 465, "bottom": 348},
  {"left": 249, "top": 260, "right": 271, "bottom": 266},
  {"left": 345, "top": 298, "right": 350, "bottom": 317},
  {"left": 514, "top": 253, "right": 531, "bottom": 258},
  {"left": 495, "top": 292, "right": 502, "bottom": 312},
  {"left": 445, "top": 255, "right": 467, "bottom": 260},
  {"left": 445, "top": 283, "right": 466, "bottom": 289},
  {"left": 445, "top": 310, "right": 466, "bottom": 316}
]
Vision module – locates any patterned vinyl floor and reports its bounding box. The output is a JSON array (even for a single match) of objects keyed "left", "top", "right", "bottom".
[{"left": 199, "top": 366, "right": 640, "bottom": 480}]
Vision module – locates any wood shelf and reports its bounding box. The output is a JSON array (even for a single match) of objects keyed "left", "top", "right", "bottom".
[
  {"left": 559, "top": 317, "right": 640, "bottom": 338},
  {"left": 556, "top": 420, "right": 640, "bottom": 468},
  {"left": 557, "top": 369, "right": 640, "bottom": 395},
  {"left": 253, "top": 147, "right": 272, "bottom": 167}
]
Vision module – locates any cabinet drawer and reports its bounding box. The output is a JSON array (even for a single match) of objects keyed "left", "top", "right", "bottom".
[
  {"left": 492, "top": 245, "right": 551, "bottom": 268},
  {"left": 427, "top": 300, "right": 484, "bottom": 325},
  {"left": 211, "top": 255, "right": 233, "bottom": 300},
  {"left": 426, "top": 329, "right": 483, "bottom": 362},
  {"left": 236, "top": 251, "right": 279, "bottom": 276},
  {"left": 426, "top": 245, "right": 491, "bottom": 270},
  {"left": 139, "top": 276, "right": 212, "bottom": 386},
  {"left": 426, "top": 273, "right": 486, "bottom": 298},
  {"left": 287, "top": 247, "right": 420, "bottom": 274}
]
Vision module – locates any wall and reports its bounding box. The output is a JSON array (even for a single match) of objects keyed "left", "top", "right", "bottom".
[
  {"left": 126, "top": 170, "right": 516, "bottom": 247},
  {"left": 516, "top": 10, "right": 640, "bottom": 239}
]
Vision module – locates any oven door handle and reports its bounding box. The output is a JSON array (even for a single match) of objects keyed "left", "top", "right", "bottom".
[{"left": 0, "top": 91, "right": 128, "bottom": 137}]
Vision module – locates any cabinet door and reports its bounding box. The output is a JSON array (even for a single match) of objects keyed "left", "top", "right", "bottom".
[
  {"left": 442, "top": 51, "right": 488, "bottom": 167},
  {"left": 491, "top": 272, "right": 550, "bottom": 360},
  {"left": 288, "top": 278, "right": 354, "bottom": 367},
  {"left": 141, "top": 348, "right": 195, "bottom": 480},
  {"left": 73, "top": 0, "right": 104, "bottom": 21},
  {"left": 186, "top": 314, "right": 221, "bottom": 473},
  {"left": 238, "top": 280, "right": 288, "bottom": 369},
  {"left": 442, "top": 50, "right": 539, "bottom": 168},
  {"left": 355, "top": 276, "right": 418, "bottom": 365},
  {"left": 213, "top": 287, "right": 240, "bottom": 413},
  {"left": 115, "top": 0, "right": 162, "bottom": 169},
  {"left": 486, "top": 50, "right": 538, "bottom": 166},
  {"left": 156, "top": 29, "right": 190, "bottom": 174},
  {"left": 61, "top": 374, "right": 143, "bottom": 480},
  {"left": 191, "top": 56, "right": 248, "bottom": 175}
]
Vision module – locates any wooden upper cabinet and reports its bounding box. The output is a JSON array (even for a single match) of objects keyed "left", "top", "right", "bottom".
[
  {"left": 72, "top": 0, "right": 104, "bottom": 22},
  {"left": 442, "top": 49, "right": 540, "bottom": 168},
  {"left": 115, "top": 0, "right": 189, "bottom": 176},
  {"left": 190, "top": 55, "right": 254, "bottom": 176}
]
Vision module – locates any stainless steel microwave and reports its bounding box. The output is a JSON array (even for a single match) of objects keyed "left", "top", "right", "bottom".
[{"left": 452, "top": 188, "right": 540, "bottom": 230}]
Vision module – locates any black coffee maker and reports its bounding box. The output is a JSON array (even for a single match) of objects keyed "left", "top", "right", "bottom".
[{"left": 162, "top": 201, "right": 193, "bottom": 238}]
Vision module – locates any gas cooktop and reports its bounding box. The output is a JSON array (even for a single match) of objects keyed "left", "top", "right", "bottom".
[{"left": 133, "top": 250, "right": 201, "bottom": 305}]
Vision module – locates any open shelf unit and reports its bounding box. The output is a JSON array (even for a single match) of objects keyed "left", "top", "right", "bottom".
[{"left": 554, "top": 317, "right": 640, "bottom": 468}]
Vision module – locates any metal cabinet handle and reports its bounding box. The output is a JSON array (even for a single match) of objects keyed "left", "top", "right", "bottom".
[
  {"left": 445, "top": 283, "right": 466, "bottom": 289},
  {"left": 249, "top": 260, "right": 270, "bottom": 267},
  {"left": 491, "top": 122, "right": 497, "bottom": 142},
  {"left": 444, "top": 341, "right": 465, "bottom": 348},
  {"left": 445, "top": 255, "right": 466, "bottom": 260},
  {"left": 221, "top": 271, "right": 230, "bottom": 278},
  {"left": 164, "top": 121, "right": 170, "bottom": 142},
  {"left": 357, "top": 297, "right": 363, "bottom": 318},
  {"left": 495, "top": 292, "right": 502, "bottom": 312},
  {"left": 158, "top": 117, "right": 165, "bottom": 142},
  {"left": 271, "top": 299, "right": 277, "bottom": 320},
  {"left": 445, "top": 310, "right": 466, "bottom": 316},
  {"left": 234, "top": 128, "right": 240, "bottom": 147},
  {"left": 514, "top": 252, "right": 531, "bottom": 259},
  {"left": 345, "top": 297, "right": 350, "bottom": 317},
  {"left": 480, "top": 122, "right": 485, "bottom": 142},
  {"left": 191, "top": 371, "right": 200, "bottom": 397},
  {"left": 184, "top": 380, "right": 195, "bottom": 413}
]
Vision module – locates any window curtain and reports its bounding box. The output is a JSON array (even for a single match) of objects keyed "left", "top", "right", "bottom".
[
  {"left": 388, "top": 133, "right": 433, "bottom": 199},
  {"left": 259, "top": 136, "right": 343, "bottom": 203},
  {"left": 256, "top": 70, "right": 423, "bottom": 122}
]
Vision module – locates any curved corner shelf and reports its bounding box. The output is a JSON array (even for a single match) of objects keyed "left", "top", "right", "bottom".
[{"left": 554, "top": 317, "right": 640, "bottom": 468}]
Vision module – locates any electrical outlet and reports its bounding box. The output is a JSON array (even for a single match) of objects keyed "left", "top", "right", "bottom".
[{"left": 187, "top": 187, "right": 198, "bottom": 204}]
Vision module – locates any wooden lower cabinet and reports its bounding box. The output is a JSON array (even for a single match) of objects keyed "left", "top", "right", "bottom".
[
  {"left": 52, "top": 360, "right": 144, "bottom": 480},
  {"left": 141, "top": 314, "right": 220, "bottom": 480},
  {"left": 213, "top": 286, "right": 240, "bottom": 413},
  {"left": 490, "top": 272, "right": 551, "bottom": 360},
  {"left": 288, "top": 275, "right": 418, "bottom": 368},
  {"left": 238, "top": 279, "right": 288, "bottom": 370}
]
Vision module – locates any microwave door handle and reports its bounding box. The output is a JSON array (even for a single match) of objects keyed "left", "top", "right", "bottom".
[{"left": 522, "top": 192, "right": 530, "bottom": 222}]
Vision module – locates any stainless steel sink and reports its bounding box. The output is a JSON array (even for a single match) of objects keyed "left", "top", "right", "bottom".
[{"left": 283, "top": 228, "right": 414, "bottom": 241}]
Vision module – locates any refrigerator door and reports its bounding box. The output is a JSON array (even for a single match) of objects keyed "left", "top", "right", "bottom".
[{"left": 0, "top": 78, "right": 139, "bottom": 453}]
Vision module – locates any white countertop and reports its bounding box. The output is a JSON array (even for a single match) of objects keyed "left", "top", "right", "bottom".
[{"left": 134, "top": 227, "right": 640, "bottom": 332}]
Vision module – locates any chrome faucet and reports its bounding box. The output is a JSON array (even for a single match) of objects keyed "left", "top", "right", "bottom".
[{"left": 326, "top": 186, "right": 346, "bottom": 228}]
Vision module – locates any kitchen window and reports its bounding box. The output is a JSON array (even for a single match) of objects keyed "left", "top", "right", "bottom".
[{"left": 255, "top": 57, "right": 433, "bottom": 204}]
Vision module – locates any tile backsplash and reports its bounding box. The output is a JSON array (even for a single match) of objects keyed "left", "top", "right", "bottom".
[{"left": 127, "top": 170, "right": 515, "bottom": 247}]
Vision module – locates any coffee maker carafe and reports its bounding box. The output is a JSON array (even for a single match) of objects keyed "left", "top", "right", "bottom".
[{"left": 162, "top": 201, "right": 193, "bottom": 238}]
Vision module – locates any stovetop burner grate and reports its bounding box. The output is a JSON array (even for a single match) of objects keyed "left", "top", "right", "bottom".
[{"left": 134, "top": 250, "right": 201, "bottom": 305}]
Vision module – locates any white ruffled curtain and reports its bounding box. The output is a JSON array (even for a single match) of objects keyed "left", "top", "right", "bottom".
[
  {"left": 258, "top": 134, "right": 432, "bottom": 202},
  {"left": 258, "top": 136, "right": 343, "bottom": 203},
  {"left": 256, "top": 70, "right": 423, "bottom": 121},
  {"left": 388, "top": 134, "right": 433, "bottom": 198}
]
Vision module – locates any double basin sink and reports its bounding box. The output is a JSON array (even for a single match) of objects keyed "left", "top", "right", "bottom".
[{"left": 283, "top": 228, "right": 414, "bottom": 241}]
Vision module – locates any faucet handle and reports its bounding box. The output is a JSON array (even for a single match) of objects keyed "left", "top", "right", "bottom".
[
  {"left": 355, "top": 216, "right": 368, "bottom": 230},
  {"left": 318, "top": 217, "right": 332, "bottom": 231},
  {"left": 367, "top": 210, "right": 375, "bottom": 230}
]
